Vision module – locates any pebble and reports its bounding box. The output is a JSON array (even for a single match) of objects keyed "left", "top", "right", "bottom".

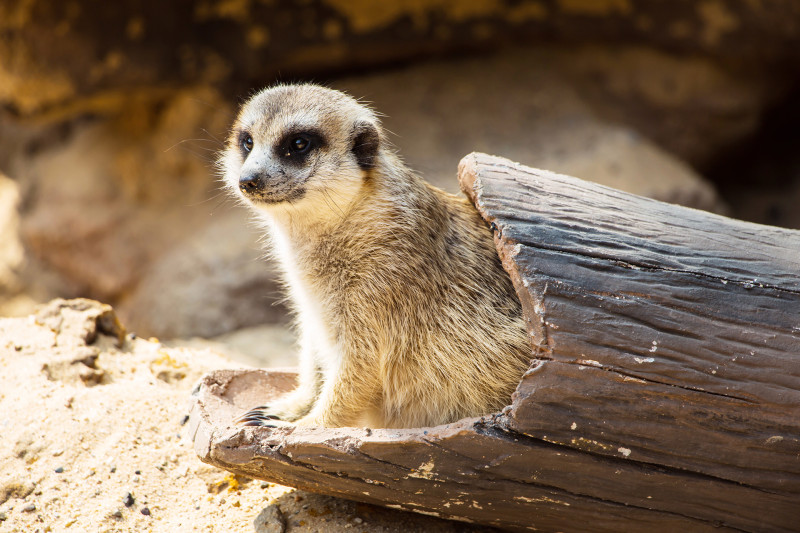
[
  {"left": 123, "top": 492, "right": 135, "bottom": 508},
  {"left": 253, "top": 504, "right": 286, "bottom": 533},
  {"left": 0, "top": 512, "right": 6, "bottom": 521},
  {"left": 353, "top": 517, "right": 363, "bottom": 524},
  {"left": 140, "top": 507, "right": 151, "bottom": 516},
  {"left": 22, "top": 504, "right": 36, "bottom": 512},
  {"left": 111, "top": 509, "right": 123, "bottom": 519},
  {"left": 54, "top": 466, "right": 64, "bottom": 473}
]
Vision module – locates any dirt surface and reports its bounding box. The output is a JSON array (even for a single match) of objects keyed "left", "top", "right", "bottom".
[{"left": 0, "top": 299, "right": 495, "bottom": 532}]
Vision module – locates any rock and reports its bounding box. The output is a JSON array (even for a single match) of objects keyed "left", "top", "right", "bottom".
[
  {"left": 2, "top": 0, "right": 798, "bottom": 117},
  {"left": 123, "top": 492, "right": 135, "bottom": 508},
  {"left": 2, "top": 41, "right": 795, "bottom": 339},
  {"left": 0, "top": 173, "right": 35, "bottom": 317},
  {"left": 336, "top": 49, "right": 728, "bottom": 211},
  {"left": 35, "top": 298, "right": 125, "bottom": 347},
  {"left": 119, "top": 210, "right": 286, "bottom": 339},
  {"left": 0, "top": 481, "right": 35, "bottom": 505},
  {"left": 13, "top": 86, "right": 232, "bottom": 307},
  {"left": 253, "top": 504, "right": 285, "bottom": 533}
]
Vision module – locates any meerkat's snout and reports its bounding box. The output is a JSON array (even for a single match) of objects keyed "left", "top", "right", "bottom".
[{"left": 238, "top": 170, "right": 267, "bottom": 195}]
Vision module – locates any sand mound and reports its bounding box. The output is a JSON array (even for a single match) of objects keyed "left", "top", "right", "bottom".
[{"left": 0, "top": 299, "right": 492, "bottom": 532}]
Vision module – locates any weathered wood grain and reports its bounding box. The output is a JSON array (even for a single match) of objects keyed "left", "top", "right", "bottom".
[
  {"left": 458, "top": 153, "right": 800, "bottom": 499},
  {"left": 190, "top": 153, "right": 800, "bottom": 532}
]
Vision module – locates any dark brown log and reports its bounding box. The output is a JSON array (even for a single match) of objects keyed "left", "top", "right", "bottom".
[
  {"left": 458, "top": 152, "right": 800, "bottom": 493},
  {"left": 190, "top": 153, "right": 800, "bottom": 532}
]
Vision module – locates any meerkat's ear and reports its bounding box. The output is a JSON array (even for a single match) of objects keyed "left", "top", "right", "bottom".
[{"left": 352, "top": 121, "right": 380, "bottom": 171}]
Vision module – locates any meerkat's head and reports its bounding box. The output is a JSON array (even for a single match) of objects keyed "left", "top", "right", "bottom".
[{"left": 220, "top": 84, "right": 382, "bottom": 221}]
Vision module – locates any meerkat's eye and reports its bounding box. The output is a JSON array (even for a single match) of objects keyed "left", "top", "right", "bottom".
[
  {"left": 241, "top": 134, "right": 254, "bottom": 153},
  {"left": 289, "top": 136, "right": 310, "bottom": 154},
  {"left": 277, "top": 130, "right": 322, "bottom": 161}
]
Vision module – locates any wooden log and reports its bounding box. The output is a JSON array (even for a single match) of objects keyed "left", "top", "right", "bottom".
[
  {"left": 459, "top": 152, "right": 800, "bottom": 493},
  {"left": 189, "top": 153, "right": 800, "bottom": 532}
]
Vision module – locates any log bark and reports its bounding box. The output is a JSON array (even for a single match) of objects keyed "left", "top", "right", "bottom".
[{"left": 189, "top": 153, "right": 800, "bottom": 532}]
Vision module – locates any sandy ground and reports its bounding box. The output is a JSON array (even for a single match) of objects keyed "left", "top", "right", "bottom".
[{"left": 0, "top": 300, "right": 495, "bottom": 533}]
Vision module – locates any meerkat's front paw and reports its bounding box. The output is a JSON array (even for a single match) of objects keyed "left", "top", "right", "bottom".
[
  {"left": 236, "top": 405, "right": 325, "bottom": 428},
  {"left": 237, "top": 405, "right": 293, "bottom": 427},
  {"left": 236, "top": 390, "right": 316, "bottom": 426}
]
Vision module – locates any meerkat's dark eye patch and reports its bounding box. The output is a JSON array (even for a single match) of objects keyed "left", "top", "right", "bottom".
[
  {"left": 276, "top": 129, "right": 325, "bottom": 164},
  {"left": 239, "top": 132, "right": 254, "bottom": 154}
]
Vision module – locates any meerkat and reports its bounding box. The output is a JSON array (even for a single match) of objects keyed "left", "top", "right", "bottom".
[{"left": 219, "top": 84, "right": 531, "bottom": 429}]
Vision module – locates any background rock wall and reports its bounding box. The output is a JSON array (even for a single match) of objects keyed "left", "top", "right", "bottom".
[{"left": 1, "top": 0, "right": 798, "bottom": 339}]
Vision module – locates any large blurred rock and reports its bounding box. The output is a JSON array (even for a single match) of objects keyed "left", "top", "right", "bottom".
[
  {"left": 120, "top": 210, "right": 286, "bottom": 339},
  {"left": 2, "top": 0, "right": 798, "bottom": 118},
  {"left": 336, "top": 49, "right": 725, "bottom": 209},
  {"left": 0, "top": 174, "right": 35, "bottom": 316},
  {"left": 2, "top": 48, "right": 749, "bottom": 338},
  {"left": 13, "top": 86, "right": 232, "bottom": 303}
]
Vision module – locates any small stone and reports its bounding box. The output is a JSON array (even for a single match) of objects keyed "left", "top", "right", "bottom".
[
  {"left": 54, "top": 466, "right": 64, "bottom": 473},
  {"left": 253, "top": 504, "right": 286, "bottom": 533},
  {"left": 22, "top": 504, "right": 36, "bottom": 512},
  {"left": 353, "top": 517, "right": 363, "bottom": 524},
  {"left": 110, "top": 466, "right": 117, "bottom": 473},
  {"left": 123, "top": 492, "right": 135, "bottom": 508},
  {"left": 134, "top": 470, "right": 141, "bottom": 475},
  {"left": 0, "top": 512, "right": 7, "bottom": 521},
  {"left": 111, "top": 509, "right": 123, "bottom": 519},
  {"left": 140, "top": 507, "right": 151, "bottom": 516}
]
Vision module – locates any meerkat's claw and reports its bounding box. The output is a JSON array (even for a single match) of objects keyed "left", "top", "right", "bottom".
[
  {"left": 236, "top": 407, "right": 281, "bottom": 425},
  {"left": 240, "top": 417, "right": 295, "bottom": 428}
]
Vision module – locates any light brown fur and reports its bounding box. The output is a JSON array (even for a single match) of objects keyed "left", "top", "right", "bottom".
[{"left": 220, "top": 84, "right": 531, "bottom": 429}]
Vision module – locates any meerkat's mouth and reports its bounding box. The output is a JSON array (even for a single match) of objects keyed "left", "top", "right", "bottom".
[{"left": 242, "top": 186, "right": 307, "bottom": 205}]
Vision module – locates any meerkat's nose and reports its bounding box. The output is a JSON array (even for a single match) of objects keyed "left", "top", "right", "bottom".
[{"left": 239, "top": 172, "right": 265, "bottom": 194}]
